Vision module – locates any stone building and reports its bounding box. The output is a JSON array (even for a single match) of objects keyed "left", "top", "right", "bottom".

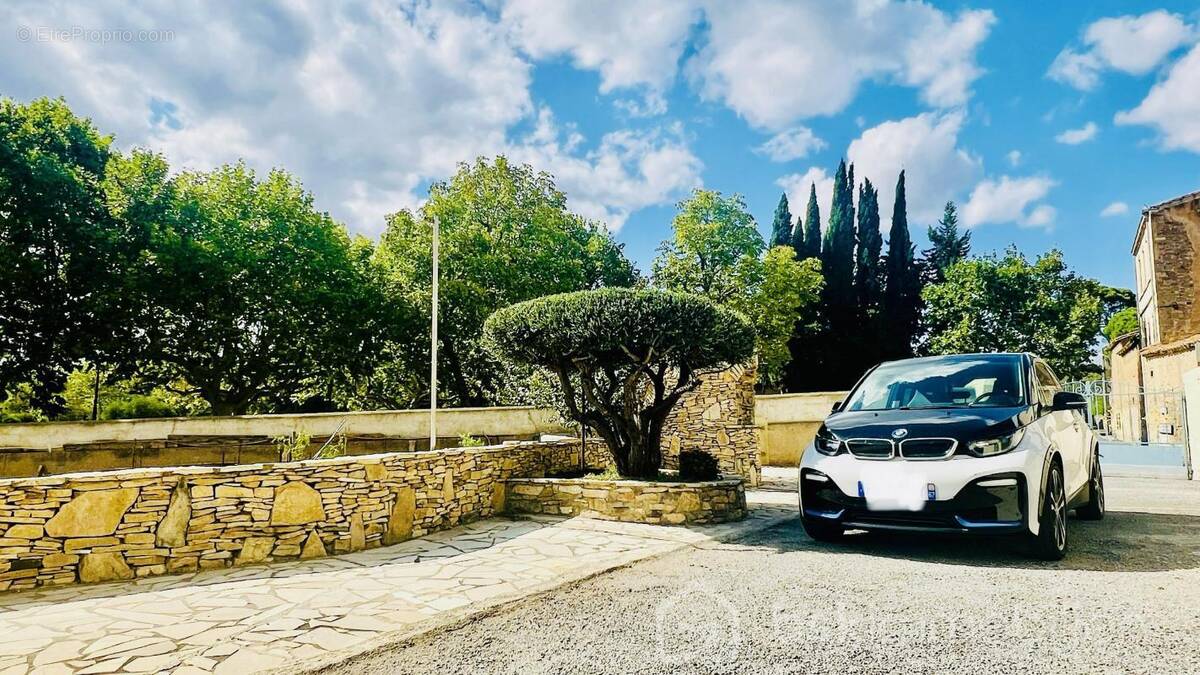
[{"left": 1111, "top": 190, "right": 1200, "bottom": 443}]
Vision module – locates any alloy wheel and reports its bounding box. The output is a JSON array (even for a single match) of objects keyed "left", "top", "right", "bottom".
[{"left": 1051, "top": 469, "right": 1067, "bottom": 551}]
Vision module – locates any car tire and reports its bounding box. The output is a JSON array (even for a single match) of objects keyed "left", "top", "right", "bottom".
[
  {"left": 1027, "top": 463, "right": 1068, "bottom": 561},
  {"left": 1076, "top": 447, "right": 1105, "bottom": 521},
  {"left": 801, "top": 516, "right": 844, "bottom": 543}
]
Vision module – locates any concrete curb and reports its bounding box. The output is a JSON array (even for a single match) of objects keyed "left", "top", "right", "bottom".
[{"left": 272, "top": 505, "right": 799, "bottom": 674}]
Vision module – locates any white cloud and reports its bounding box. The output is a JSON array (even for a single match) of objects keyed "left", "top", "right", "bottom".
[
  {"left": 846, "top": 111, "right": 982, "bottom": 225},
  {"left": 754, "top": 127, "right": 826, "bottom": 162},
  {"left": 1054, "top": 121, "right": 1098, "bottom": 145},
  {"left": 1115, "top": 43, "right": 1200, "bottom": 153},
  {"left": 498, "top": 0, "right": 698, "bottom": 100},
  {"left": 1100, "top": 201, "right": 1129, "bottom": 217},
  {"left": 0, "top": 1, "right": 699, "bottom": 235},
  {"left": 1007, "top": 150, "right": 1022, "bottom": 167},
  {"left": 689, "top": 1, "right": 994, "bottom": 129},
  {"left": 1049, "top": 10, "right": 1195, "bottom": 90},
  {"left": 509, "top": 109, "right": 702, "bottom": 230},
  {"left": 776, "top": 167, "right": 833, "bottom": 231},
  {"left": 962, "top": 176, "right": 1057, "bottom": 229}
]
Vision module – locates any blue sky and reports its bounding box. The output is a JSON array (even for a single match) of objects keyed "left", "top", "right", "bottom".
[{"left": 4, "top": 1, "right": 1199, "bottom": 290}]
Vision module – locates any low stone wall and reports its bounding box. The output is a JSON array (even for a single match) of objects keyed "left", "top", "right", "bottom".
[
  {"left": 503, "top": 477, "right": 746, "bottom": 525},
  {"left": 0, "top": 439, "right": 609, "bottom": 592},
  {"left": 662, "top": 363, "right": 762, "bottom": 485}
]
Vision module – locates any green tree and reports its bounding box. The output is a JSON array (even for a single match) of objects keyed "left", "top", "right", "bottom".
[
  {"left": 922, "top": 248, "right": 1105, "bottom": 380},
  {"left": 374, "top": 157, "right": 637, "bottom": 408},
  {"left": 923, "top": 201, "right": 971, "bottom": 284},
  {"left": 820, "top": 160, "right": 855, "bottom": 315},
  {"left": 793, "top": 183, "right": 822, "bottom": 260},
  {"left": 854, "top": 179, "right": 883, "bottom": 311},
  {"left": 769, "top": 193, "right": 793, "bottom": 248},
  {"left": 0, "top": 98, "right": 147, "bottom": 412},
  {"left": 484, "top": 288, "right": 754, "bottom": 479},
  {"left": 1103, "top": 307, "right": 1139, "bottom": 343},
  {"left": 653, "top": 190, "right": 822, "bottom": 388},
  {"left": 138, "top": 162, "right": 384, "bottom": 415},
  {"left": 882, "top": 170, "right": 922, "bottom": 360}
]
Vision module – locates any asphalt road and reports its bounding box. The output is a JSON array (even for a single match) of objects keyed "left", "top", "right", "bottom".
[{"left": 327, "top": 476, "right": 1200, "bottom": 674}]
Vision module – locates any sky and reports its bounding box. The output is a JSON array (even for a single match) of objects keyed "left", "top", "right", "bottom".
[{"left": 3, "top": 1, "right": 1199, "bottom": 290}]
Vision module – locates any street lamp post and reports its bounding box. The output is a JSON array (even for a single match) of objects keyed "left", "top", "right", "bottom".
[{"left": 430, "top": 216, "right": 439, "bottom": 451}]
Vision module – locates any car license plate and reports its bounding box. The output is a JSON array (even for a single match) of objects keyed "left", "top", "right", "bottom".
[{"left": 859, "top": 465, "right": 928, "bottom": 511}]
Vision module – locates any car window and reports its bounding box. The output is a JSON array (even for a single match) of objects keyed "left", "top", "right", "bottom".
[
  {"left": 843, "top": 356, "right": 1026, "bottom": 411},
  {"left": 1033, "top": 361, "right": 1059, "bottom": 408}
]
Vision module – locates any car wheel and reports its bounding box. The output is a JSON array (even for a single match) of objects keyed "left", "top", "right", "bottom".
[
  {"left": 1076, "top": 448, "right": 1105, "bottom": 521},
  {"left": 801, "top": 515, "right": 844, "bottom": 543},
  {"left": 1027, "top": 463, "right": 1068, "bottom": 561}
]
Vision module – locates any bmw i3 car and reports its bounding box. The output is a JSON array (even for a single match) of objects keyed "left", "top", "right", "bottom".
[{"left": 799, "top": 352, "right": 1103, "bottom": 560}]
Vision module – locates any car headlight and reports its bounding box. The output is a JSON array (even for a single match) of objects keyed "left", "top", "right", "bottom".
[
  {"left": 967, "top": 428, "right": 1025, "bottom": 457},
  {"left": 813, "top": 425, "right": 843, "bottom": 456}
]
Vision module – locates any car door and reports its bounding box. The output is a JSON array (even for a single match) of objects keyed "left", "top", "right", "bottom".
[{"left": 1034, "top": 360, "right": 1086, "bottom": 496}]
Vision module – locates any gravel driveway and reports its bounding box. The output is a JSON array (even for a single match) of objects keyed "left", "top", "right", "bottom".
[{"left": 325, "top": 476, "right": 1200, "bottom": 674}]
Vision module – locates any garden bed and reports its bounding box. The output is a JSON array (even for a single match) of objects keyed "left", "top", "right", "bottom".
[{"left": 502, "top": 476, "right": 746, "bottom": 525}]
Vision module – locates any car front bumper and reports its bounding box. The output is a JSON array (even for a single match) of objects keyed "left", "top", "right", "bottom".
[{"left": 800, "top": 442, "right": 1044, "bottom": 535}]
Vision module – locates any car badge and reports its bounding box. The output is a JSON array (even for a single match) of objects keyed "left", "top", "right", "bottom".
[{"left": 891, "top": 428, "right": 909, "bottom": 439}]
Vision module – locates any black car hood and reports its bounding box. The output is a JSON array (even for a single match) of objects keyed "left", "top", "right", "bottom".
[{"left": 824, "top": 406, "right": 1033, "bottom": 443}]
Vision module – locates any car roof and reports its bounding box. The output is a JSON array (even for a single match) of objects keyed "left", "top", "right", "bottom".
[{"left": 875, "top": 352, "right": 1030, "bottom": 367}]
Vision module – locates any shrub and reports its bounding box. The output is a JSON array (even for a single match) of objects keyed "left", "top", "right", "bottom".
[
  {"left": 678, "top": 450, "right": 720, "bottom": 481},
  {"left": 458, "top": 433, "right": 486, "bottom": 448},
  {"left": 100, "top": 395, "right": 177, "bottom": 420},
  {"left": 484, "top": 287, "right": 754, "bottom": 479}
]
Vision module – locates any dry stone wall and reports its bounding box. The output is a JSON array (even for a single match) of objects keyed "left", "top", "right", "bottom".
[
  {"left": 503, "top": 477, "right": 746, "bottom": 525},
  {"left": 662, "top": 361, "right": 761, "bottom": 485},
  {"left": 0, "top": 439, "right": 608, "bottom": 591}
]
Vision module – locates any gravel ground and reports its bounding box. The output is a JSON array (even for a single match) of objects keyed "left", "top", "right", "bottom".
[{"left": 327, "top": 477, "right": 1200, "bottom": 674}]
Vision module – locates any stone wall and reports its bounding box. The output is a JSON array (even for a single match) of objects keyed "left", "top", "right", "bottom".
[
  {"left": 0, "top": 439, "right": 608, "bottom": 592},
  {"left": 1147, "top": 197, "right": 1200, "bottom": 345},
  {"left": 503, "top": 477, "right": 746, "bottom": 525},
  {"left": 662, "top": 362, "right": 761, "bottom": 485},
  {"left": 1141, "top": 340, "right": 1198, "bottom": 444},
  {"left": 1107, "top": 335, "right": 1144, "bottom": 442}
]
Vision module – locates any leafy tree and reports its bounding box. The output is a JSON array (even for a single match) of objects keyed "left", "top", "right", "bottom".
[
  {"left": 484, "top": 288, "right": 754, "bottom": 478},
  {"left": 881, "top": 170, "right": 922, "bottom": 360},
  {"left": 769, "top": 193, "right": 793, "bottom": 248},
  {"left": 653, "top": 190, "right": 822, "bottom": 388},
  {"left": 820, "top": 160, "right": 856, "bottom": 317},
  {"left": 1103, "top": 307, "right": 1139, "bottom": 343},
  {"left": 923, "top": 201, "right": 971, "bottom": 284},
  {"left": 138, "top": 162, "right": 384, "bottom": 415},
  {"left": 375, "top": 157, "right": 637, "bottom": 408},
  {"left": 922, "top": 248, "right": 1105, "bottom": 380},
  {"left": 793, "top": 183, "right": 822, "bottom": 260},
  {"left": 0, "top": 98, "right": 147, "bottom": 412}
]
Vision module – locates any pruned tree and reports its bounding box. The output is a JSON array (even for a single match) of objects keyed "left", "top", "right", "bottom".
[{"left": 484, "top": 288, "right": 754, "bottom": 479}]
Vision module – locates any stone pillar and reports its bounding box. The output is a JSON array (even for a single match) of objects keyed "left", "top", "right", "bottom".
[{"left": 661, "top": 361, "right": 761, "bottom": 486}]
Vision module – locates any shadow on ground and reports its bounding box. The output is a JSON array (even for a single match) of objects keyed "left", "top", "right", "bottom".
[{"left": 742, "top": 508, "right": 1200, "bottom": 573}]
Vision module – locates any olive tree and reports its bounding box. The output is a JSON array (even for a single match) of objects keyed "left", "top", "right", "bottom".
[{"left": 483, "top": 288, "right": 754, "bottom": 479}]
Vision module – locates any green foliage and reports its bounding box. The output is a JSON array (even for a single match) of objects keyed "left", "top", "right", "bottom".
[
  {"left": 769, "top": 193, "right": 793, "bottom": 248},
  {"left": 1103, "top": 307, "right": 1139, "bottom": 343},
  {"left": 458, "top": 433, "right": 486, "bottom": 448},
  {"left": 922, "top": 248, "right": 1105, "bottom": 380},
  {"left": 372, "top": 157, "right": 636, "bottom": 409},
  {"left": 99, "top": 395, "right": 177, "bottom": 420},
  {"left": 584, "top": 464, "right": 622, "bottom": 480},
  {"left": 882, "top": 170, "right": 922, "bottom": 361},
  {"left": 820, "top": 161, "right": 856, "bottom": 316},
  {"left": 0, "top": 98, "right": 149, "bottom": 412},
  {"left": 0, "top": 384, "right": 46, "bottom": 423},
  {"left": 923, "top": 201, "right": 971, "bottom": 284},
  {"left": 484, "top": 288, "right": 754, "bottom": 478},
  {"left": 652, "top": 190, "right": 821, "bottom": 388},
  {"left": 854, "top": 179, "right": 883, "bottom": 311},
  {"left": 794, "top": 183, "right": 822, "bottom": 260},
  {"left": 678, "top": 450, "right": 720, "bottom": 481}
]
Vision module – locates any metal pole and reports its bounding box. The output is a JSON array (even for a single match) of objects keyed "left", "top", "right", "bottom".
[{"left": 430, "top": 216, "right": 439, "bottom": 451}]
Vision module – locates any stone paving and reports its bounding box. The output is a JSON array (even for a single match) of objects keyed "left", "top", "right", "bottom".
[{"left": 0, "top": 487, "right": 795, "bottom": 674}]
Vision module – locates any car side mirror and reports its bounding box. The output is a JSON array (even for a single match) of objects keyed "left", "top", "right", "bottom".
[
  {"left": 1052, "top": 391, "right": 1087, "bottom": 412},
  {"left": 830, "top": 401, "right": 843, "bottom": 414}
]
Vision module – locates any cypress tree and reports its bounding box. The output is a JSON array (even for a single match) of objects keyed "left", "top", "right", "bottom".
[
  {"left": 820, "top": 160, "right": 855, "bottom": 315},
  {"left": 794, "top": 183, "right": 821, "bottom": 259},
  {"left": 882, "top": 170, "right": 922, "bottom": 359},
  {"left": 854, "top": 179, "right": 882, "bottom": 311},
  {"left": 769, "top": 192, "right": 793, "bottom": 248},
  {"left": 923, "top": 201, "right": 971, "bottom": 284}
]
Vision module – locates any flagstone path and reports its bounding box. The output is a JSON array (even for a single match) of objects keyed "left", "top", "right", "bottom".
[{"left": 0, "top": 482, "right": 796, "bottom": 675}]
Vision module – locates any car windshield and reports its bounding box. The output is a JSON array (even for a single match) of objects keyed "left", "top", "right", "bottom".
[{"left": 843, "top": 356, "right": 1026, "bottom": 411}]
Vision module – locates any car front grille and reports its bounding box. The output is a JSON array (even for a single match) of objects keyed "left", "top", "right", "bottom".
[
  {"left": 898, "top": 438, "right": 957, "bottom": 460},
  {"left": 846, "top": 438, "right": 894, "bottom": 459}
]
